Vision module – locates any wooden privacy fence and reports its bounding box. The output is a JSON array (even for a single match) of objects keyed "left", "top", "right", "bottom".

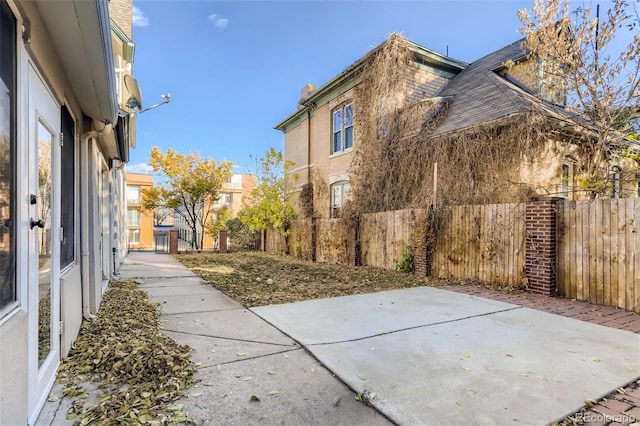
[
  {"left": 431, "top": 203, "right": 527, "bottom": 286},
  {"left": 267, "top": 198, "right": 640, "bottom": 311},
  {"left": 360, "top": 209, "right": 422, "bottom": 270},
  {"left": 557, "top": 199, "right": 640, "bottom": 311}
]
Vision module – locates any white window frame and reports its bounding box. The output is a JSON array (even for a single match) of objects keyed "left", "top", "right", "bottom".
[
  {"left": 126, "top": 185, "right": 140, "bottom": 204},
  {"left": 127, "top": 208, "right": 141, "bottom": 226},
  {"left": 129, "top": 228, "right": 140, "bottom": 245},
  {"left": 611, "top": 166, "right": 622, "bottom": 199},
  {"left": 0, "top": 0, "right": 18, "bottom": 322},
  {"left": 330, "top": 181, "right": 351, "bottom": 218},
  {"left": 331, "top": 103, "right": 354, "bottom": 155},
  {"left": 561, "top": 157, "right": 575, "bottom": 199}
]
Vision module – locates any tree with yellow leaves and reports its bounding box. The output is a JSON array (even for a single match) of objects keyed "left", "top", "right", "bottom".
[
  {"left": 239, "top": 147, "right": 296, "bottom": 244},
  {"left": 143, "top": 147, "right": 233, "bottom": 251}
]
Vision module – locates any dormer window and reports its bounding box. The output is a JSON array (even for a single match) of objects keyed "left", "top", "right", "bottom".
[
  {"left": 537, "top": 57, "right": 568, "bottom": 107},
  {"left": 332, "top": 103, "right": 353, "bottom": 154}
]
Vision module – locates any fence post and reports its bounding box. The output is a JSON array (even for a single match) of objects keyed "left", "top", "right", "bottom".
[
  {"left": 169, "top": 229, "right": 179, "bottom": 254},
  {"left": 311, "top": 217, "right": 317, "bottom": 262},
  {"left": 218, "top": 230, "right": 228, "bottom": 253},
  {"left": 525, "top": 197, "right": 561, "bottom": 296},
  {"left": 344, "top": 217, "right": 360, "bottom": 267},
  {"left": 413, "top": 209, "right": 428, "bottom": 277}
]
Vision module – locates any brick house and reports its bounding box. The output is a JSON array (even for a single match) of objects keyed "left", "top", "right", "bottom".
[
  {"left": 275, "top": 38, "right": 468, "bottom": 219},
  {"left": 275, "top": 36, "right": 639, "bottom": 221}
]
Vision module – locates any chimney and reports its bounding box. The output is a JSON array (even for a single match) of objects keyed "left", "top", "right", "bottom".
[{"left": 298, "top": 83, "right": 316, "bottom": 110}]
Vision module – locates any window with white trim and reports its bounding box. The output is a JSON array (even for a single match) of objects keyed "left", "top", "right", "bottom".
[
  {"left": 611, "top": 166, "right": 621, "bottom": 199},
  {"left": 128, "top": 229, "right": 140, "bottom": 245},
  {"left": 561, "top": 157, "right": 575, "bottom": 199},
  {"left": 60, "top": 106, "right": 75, "bottom": 270},
  {"left": 127, "top": 208, "right": 141, "bottom": 226},
  {"left": 0, "top": 0, "right": 16, "bottom": 315},
  {"left": 332, "top": 103, "right": 353, "bottom": 154},
  {"left": 330, "top": 181, "right": 351, "bottom": 218},
  {"left": 126, "top": 185, "right": 140, "bottom": 204}
]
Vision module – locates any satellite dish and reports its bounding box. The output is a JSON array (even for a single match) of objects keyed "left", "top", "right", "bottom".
[{"left": 124, "top": 74, "right": 143, "bottom": 111}]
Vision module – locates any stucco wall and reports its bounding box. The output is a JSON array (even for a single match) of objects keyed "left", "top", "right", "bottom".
[
  {"left": 60, "top": 266, "right": 82, "bottom": 357},
  {"left": 284, "top": 121, "right": 310, "bottom": 190},
  {"left": 0, "top": 312, "right": 28, "bottom": 425}
]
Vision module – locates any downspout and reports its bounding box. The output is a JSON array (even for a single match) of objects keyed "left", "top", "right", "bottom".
[
  {"left": 307, "top": 109, "right": 311, "bottom": 185},
  {"left": 307, "top": 107, "right": 317, "bottom": 262},
  {"left": 80, "top": 123, "right": 112, "bottom": 320}
]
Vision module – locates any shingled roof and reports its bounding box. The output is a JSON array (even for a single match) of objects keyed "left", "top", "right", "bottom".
[{"left": 431, "top": 39, "right": 574, "bottom": 136}]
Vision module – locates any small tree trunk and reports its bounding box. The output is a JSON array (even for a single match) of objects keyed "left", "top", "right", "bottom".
[{"left": 191, "top": 226, "right": 200, "bottom": 251}]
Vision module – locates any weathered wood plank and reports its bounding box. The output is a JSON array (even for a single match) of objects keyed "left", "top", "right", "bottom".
[
  {"left": 602, "top": 199, "right": 611, "bottom": 306},
  {"left": 632, "top": 199, "right": 639, "bottom": 312},
  {"left": 567, "top": 200, "right": 578, "bottom": 299},
  {"left": 616, "top": 201, "right": 627, "bottom": 309},
  {"left": 588, "top": 201, "right": 597, "bottom": 304},
  {"left": 610, "top": 199, "right": 619, "bottom": 308},
  {"left": 580, "top": 202, "right": 590, "bottom": 302},
  {"left": 575, "top": 201, "right": 584, "bottom": 300},
  {"left": 557, "top": 200, "right": 567, "bottom": 297}
]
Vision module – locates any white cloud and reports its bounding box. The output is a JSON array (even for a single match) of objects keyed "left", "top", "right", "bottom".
[
  {"left": 126, "top": 163, "right": 153, "bottom": 174},
  {"left": 133, "top": 6, "right": 150, "bottom": 27},
  {"left": 208, "top": 13, "right": 229, "bottom": 29}
]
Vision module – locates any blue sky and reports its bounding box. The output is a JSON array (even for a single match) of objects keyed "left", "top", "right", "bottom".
[{"left": 127, "top": 0, "right": 546, "bottom": 174}]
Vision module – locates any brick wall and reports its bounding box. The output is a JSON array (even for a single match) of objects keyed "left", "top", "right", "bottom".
[
  {"left": 218, "top": 230, "right": 228, "bottom": 253},
  {"left": 108, "top": 0, "right": 133, "bottom": 39},
  {"left": 403, "top": 66, "right": 449, "bottom": 104},
  {"left": 525, "top": 198, "right": 561, "bottom": 295},
  {"left": 169, "top": 230, "right": 178, "bottom": 254}
]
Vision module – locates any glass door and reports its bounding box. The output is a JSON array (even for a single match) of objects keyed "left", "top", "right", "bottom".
[{"left": 28, "top": 63, "right": 60, "bottom": 424}]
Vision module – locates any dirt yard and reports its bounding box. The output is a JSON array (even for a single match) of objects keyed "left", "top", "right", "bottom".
[{"left": 174, "top": 252, "right": 436, "bottom": 307}]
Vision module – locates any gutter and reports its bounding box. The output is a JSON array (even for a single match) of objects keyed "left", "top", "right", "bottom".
[
  {"left": 274, "top": 38, "right": 468, "bottom": 132},
  {"left": 80, "top": 124, "right": 112, "bottom": 320}
]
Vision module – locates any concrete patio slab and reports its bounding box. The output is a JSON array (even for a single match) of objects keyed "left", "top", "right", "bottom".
[
  {"left": 253, "top": 288, "right": 640, "bottom": 425},
  {"left": 162, "top": 330, "right": 297, "bottom": 368},
  {"left": 160, "top": 311, "right": 297, "bottom": 346},
  {"left": 178, "top": 347, "right": 392, "bottom": 426},
  {"left": 253, "top": 287, "right": 520, "bottom": 345}
]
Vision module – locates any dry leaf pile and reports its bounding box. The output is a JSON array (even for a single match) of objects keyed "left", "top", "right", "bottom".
[{"left": 56, "top": 280, "right": 197, "bottom": 425}]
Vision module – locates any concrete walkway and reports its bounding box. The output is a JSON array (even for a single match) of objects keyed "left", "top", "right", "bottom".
[
  {"left": 37, "top": 252, "right": 391, "bottom": 426},
  {"left": 37, "top": 252, "right": 640, "bottom": 426}
]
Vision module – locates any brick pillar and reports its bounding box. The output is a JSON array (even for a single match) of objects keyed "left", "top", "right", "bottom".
[
  {"left": 169, "top": 229, "right": 178, "bottom": 254},
  {"left": 218, "top": 230, "right": 228, "bottom": 253},
  {"left": 525, "top": 198, "right": 561, "bottom": 295},
  {"left": 413, "top": 240, "right": 427, "bottom": 276}
]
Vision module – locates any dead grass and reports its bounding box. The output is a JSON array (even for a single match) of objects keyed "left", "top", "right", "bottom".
[{"left": 174, "top": 252, "right": 434, "bottom": 307}]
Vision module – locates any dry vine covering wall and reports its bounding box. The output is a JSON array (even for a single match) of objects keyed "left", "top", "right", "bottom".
[
  {"left": 346, "top": 33, "right": 549, "bottom": 225},
  {"left": 288, "top": 219, "right": 314, "bottom": 260}
]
